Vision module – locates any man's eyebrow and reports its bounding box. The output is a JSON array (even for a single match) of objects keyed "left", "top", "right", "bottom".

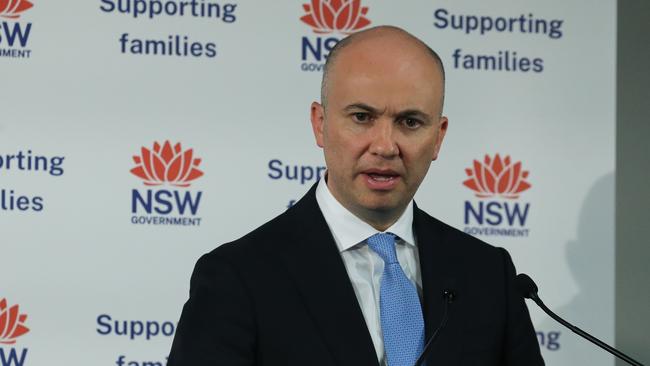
[
  {"left": 343, "top": 103, "right": 382, "bottom": 114},
  {"left": 343, "top": 104, "right": 433, "bottom": 122}
]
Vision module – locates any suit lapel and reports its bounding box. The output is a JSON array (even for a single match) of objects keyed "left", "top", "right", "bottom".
[
  {"left": 414, "top": 205, "right": 463, "bottom": 365},
  {"left": 276, "top": 185, "right": 379, "bottom": 366}
]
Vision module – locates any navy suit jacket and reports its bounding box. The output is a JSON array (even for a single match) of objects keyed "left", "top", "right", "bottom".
[{"left": 168, "top": 184, "right": 544, "bottom": 365}]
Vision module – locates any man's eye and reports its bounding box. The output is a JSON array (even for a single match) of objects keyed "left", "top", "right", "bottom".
[
  {"left": 352, "top": 113, "right": 370, "bottom": 123},
  {"left": 402, "top": 118, "right": 422, "bottom": 129}
]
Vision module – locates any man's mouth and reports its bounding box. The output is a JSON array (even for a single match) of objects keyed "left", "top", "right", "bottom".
[
  {"left": 362, "top": 170, "right": 401, "bottom": 190},
  {"left": 367, "top": 173, "right": 398, "bottom": 181}
]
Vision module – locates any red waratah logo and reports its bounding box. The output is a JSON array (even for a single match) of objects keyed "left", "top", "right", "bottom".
[
  {"left": 0, "top": 0, "right": 33, "bottom": 19},
  {"left": 130, "top": 141, "right": 204, "bottom": 187},
  {"left": 463, "top": 154, "right": 531, "bottom": 199},
  {"left": 0, "top": 298, "right": 29, "bottom": 345},
  {"left": 300, "top": 0, "right": 371, "bottom": 34}
]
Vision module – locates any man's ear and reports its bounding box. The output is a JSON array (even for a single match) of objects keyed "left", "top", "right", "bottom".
[
  {"left": 310, "top": 101, "right": 325, "bottom": 148},
  {"left": 432, "top": 116, "right": 448, "bottom": 161}
]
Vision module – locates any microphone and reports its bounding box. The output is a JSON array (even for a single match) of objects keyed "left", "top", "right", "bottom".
[
  {"left": 413, "top": 289, "right": 456, "bottom": 366},
  {"left": 516, "top": 273, "right": 645, "bottom": 366}
]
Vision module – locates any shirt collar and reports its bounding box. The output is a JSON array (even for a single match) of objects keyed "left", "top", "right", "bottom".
[{"left": 315, "top": 178, "right": 415, "bottom": 252}]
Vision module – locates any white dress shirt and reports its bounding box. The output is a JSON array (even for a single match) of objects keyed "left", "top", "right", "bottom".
[{"left": 315, "top": 178, "right": 423, "bottom": 365}]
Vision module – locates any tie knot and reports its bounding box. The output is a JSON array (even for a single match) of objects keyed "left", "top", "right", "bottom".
[{"left": 367, "top": 232, "right": 398, "bottom": 264}]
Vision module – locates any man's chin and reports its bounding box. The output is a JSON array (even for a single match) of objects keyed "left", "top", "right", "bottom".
[{"left": 357, "top": 197, "right": 405, "bottom": 216}]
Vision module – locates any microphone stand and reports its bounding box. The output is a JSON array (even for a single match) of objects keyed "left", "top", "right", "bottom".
[
  {"left": 413, "top": 290, "right": 455, "bottom": 366},
  {"left": 518, "top": 274, "right": 645, "bottom": 366}
]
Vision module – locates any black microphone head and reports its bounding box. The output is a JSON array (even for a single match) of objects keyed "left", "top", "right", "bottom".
[
  {"left": 515, "top": 273, "right": 539, "bottom": 300},
  {"left": 443, "top": 289, "right": 456, "bottom": 303}
]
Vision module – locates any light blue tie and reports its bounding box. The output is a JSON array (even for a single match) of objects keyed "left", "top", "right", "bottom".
[{"left": 367, "top": 232, "right": 425, "bottom": 366}]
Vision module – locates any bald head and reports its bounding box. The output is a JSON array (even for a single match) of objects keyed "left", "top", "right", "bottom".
[{"left": 321, "top": 26, "right": 446, "bottom": 112}]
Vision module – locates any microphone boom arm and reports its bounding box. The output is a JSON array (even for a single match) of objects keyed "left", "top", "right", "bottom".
[
  {"left": 413, "top": 289, "right": 455, "bottom": 366},
  {"left": 517, "top": 273, "right": 645, "bottom": 366}
]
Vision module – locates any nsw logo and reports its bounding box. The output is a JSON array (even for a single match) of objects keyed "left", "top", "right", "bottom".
[
  {"left": 462, "top": 154, "right": 532, "bottom": 237},
  {"left": 0, "top": 0, "right": 33, "bottom": 59},
  {"left": 130, "top": 141, "right": 203, "bottom": 226},
  {"left": 0, "top": 298, "right": 29, "bottom": 366},
  {"left": 299, "top": 0, "right": 371, "bottom": 72}
]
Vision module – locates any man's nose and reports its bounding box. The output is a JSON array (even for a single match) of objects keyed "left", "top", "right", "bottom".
[{"left": 368, "top": 119, "right": 399, "bottom": 158}]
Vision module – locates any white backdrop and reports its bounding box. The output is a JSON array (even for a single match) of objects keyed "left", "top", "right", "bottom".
[{"left": 1, "top": 0, "right": 615, "bottom": 365}]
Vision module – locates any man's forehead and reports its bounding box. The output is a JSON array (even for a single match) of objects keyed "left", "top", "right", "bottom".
[
  {"left": 320, "top": 26, "right": 446, "bottom": 113},
  {"left": 329, "top": 28, "right": 442, "bottom": 79},
  {"left": 329, "top": 39, "right": 443, "bottom": 98}
]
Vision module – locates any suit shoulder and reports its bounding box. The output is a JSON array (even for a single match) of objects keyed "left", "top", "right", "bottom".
[
  {"left": 204, "top": 185, "right": 322, "bottom": 264},
  {"left": 202, "top": 206, "right": 297, "bottom": 264}
]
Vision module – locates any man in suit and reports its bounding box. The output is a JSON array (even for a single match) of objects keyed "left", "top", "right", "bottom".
[{"left": 168, "top": 26, "right": 544, "bottom": 366}]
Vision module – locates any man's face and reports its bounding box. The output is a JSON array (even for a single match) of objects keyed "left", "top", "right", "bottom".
[{"left": 311, "top": 34, "right": 448, "bottom": 223}]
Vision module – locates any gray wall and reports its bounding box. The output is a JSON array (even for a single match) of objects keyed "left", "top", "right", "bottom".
[{"left": 616, "top": 0, "right": 650, "bottom": 364}]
